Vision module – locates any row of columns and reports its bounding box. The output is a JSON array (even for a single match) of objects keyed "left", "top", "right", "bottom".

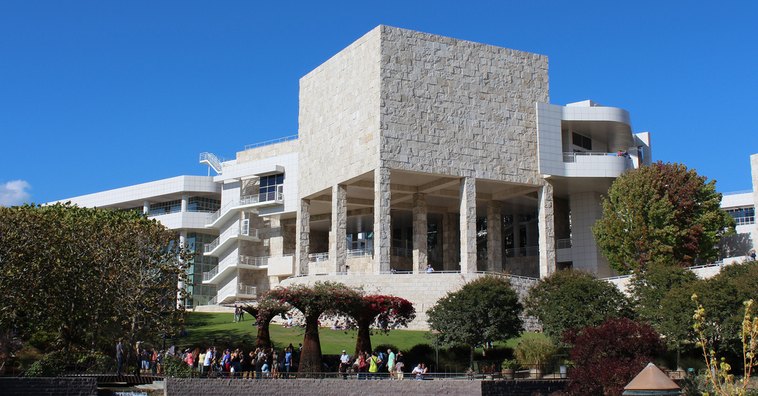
[{"left": 295, "top": 168, "right": 555, "bottom": 277}]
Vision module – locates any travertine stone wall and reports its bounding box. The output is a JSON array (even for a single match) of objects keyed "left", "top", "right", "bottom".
[
  {"left": 236, "top": 139, "right": 299, "bottom": 163},
  {"left": 330, "top": 184, "right": 347, "bottom": 272},
  {"left": 412, "top": 193, "right": 428, "bottom": 273},
  {"left": 295, "top": 199, "right": 310, "bottom": 276},
  {"left": 379, "top": 26, "right": 549, "bottom": 183},
  {"left": 374, "top": 167, "right": 392, "bottom": 273},
  {"left": 460, "top": 177, "right": 477, "bottom": 273},
  {"left": 281, "top": 272, "right": 539, "bottom": 331},
  {"left": 538, "top": 183, "right": 556, "bottom": 277},
  {"left": 298, "top": 27, "right": 382, "bottom": 198}
]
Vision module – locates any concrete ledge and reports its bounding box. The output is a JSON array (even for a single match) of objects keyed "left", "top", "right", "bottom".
[
  {"left": 166, "top": 378, "right": 567, "bottom": 396},
  {"left": 0, "top": 377, "right": 98, "bottom": 396}
]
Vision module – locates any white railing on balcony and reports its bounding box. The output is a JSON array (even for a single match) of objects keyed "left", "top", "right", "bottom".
[
  {"left": 348, "top": 248, "right": 373, "bottom": 258},
  {"left": 201, "top": 296, "right": 218, "bottom": 306},
  {"left": 206, "top": 198, "right": 239, "bottom": 224},
  {"left": 217, "top": 281, "right": 238, "bottom": 304},
  {"left": 563, "top": 151, "right": 629, "bottom": 163},
  {"left": 309, "top": 252, "right": 329, "bottom": 262},
  {"left": 556, "top": 238, "right": 572, "bottom": 249},
  {"left": 239, "top": 255, "right": 268, "bottom": 267},
  {"left": 243, "top": 134, "right": 298, "bottom": 151},
  {"left": 199, "top": 152, "right": 224, "bottom": 174},
  {"left": 203, "top": 265, "right": 220, "bottom": 282},
  {"left": 505, "top": 246, "right": 539, "bottom": 257},
  {"left": 204, "top": 221, "right": 243, "bottom": 253},
  {"left": 238, "top": 284, "right": 256, "bottom": 296}
]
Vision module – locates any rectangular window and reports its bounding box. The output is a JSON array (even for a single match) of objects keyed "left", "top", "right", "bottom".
[
  {"left": 572, "top": 132, "right": 592, "bottom": 151},
  {"left": 727, "top": 207, "right": 755, "bottom": 226},
  {"left": 148, "top": 200, "right": 181, "bottom": 216},
  {"left": 187, "top": 197, "right": 221, "bottom": 213},
  {"left": 259, "top": 173, "right": 284, "bottom": 202}
]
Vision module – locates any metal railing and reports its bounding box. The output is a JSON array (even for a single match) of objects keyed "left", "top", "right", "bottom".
[
  {"left": 206, "top": 199, "right": 238, "bottom": 225},
  {"left": 556, "top": 238, "right": 572, "bottom": 249},
  {"left": 199, "top": 152, "right": 224, "bottom": 174},
  {"left": 562, "top": 151, "right": 629, "bottom": 163},
  {"left": 734, "top": 216, "right": 755, "bottom": 226},
  {"left": 203, "top": 265, "right": 220, "bottom": 282},
  {"left": 243, "top": 134, "right": 298, "bottom": 151},
  {"left": 204, "top": 221, "right": 253, "bottom": 253},
  {"left": 309, "top": 252, "right": 329, "bottom": 262},
  {"left": 239, "top": 255, "right": 268, "bottom": 267},
  {"left": 238, "top": 284, "right": 256, "bottom": 296},
  {"left": 347, "top": 248, "right": 373, "bottom": 258}
]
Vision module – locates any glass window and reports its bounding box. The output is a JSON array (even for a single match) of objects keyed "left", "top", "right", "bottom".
[
  {"left": 727, "top": 207, "right": 755, "bottom": 226},
  {"left": 148, "top": 200, "right": 181, "bottom": 216},
  {"left": 572, "top": 132, "right": 592, "bottom": 151},
  {"left": 187, "top": 197, "right": 220, "bottom": 213},
  {"left": 259, "top": 173, "right": 284, "bottom": 201}
]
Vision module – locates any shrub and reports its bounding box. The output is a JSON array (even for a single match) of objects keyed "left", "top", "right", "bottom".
[
  {"left": 24, "top": 351, "right": 68, "bottom": 377},
  {"left": 564, "top": 318, "right": 663, "bottom": 396},
  {"left": 161, "top": 355, "right": 195, "bottom": 378},
  {"left": 514, "top": 337, "right": 556, "bottom": 371}
]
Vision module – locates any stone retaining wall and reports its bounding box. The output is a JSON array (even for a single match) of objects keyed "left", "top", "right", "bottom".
[
  {"left": 165, "top": 378, "right": 567, "bottom": 396},
  {"left": 0, "top": 377, "right": 97, "bottom": 396}
]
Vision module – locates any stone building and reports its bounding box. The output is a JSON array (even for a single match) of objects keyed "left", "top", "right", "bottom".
[{"left": 56, "top": 26, "right": 660, "bottom": 327}]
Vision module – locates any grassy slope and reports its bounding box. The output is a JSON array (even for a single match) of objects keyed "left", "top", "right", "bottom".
[{"left": 179, "top": 312, "right": 545, "bottom": 356}]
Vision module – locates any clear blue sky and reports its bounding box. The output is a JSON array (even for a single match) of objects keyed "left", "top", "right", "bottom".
[{"left": 1, "top": 0, "right": 756, "bottom": 205}]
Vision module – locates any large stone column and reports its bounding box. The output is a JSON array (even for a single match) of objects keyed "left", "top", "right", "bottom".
[
  {"left": 330, "top": 184, "right": 347, "bottom": 273},
  {"left": 374, "top": 167, "right": 391, "bottom": 273},
  {"left": 295, "top": 199, "right": 311, "bottom": 276},
  {"left": 442, "top": 212, "right": 457, "bottom": 270},
  {"left": 459, "top": 177, "right": 477, "bottom": 273},
  {"left": 412, "top": 193, "right": 428, "bottom": 273},
  {"left": 181, "top": 194, "right": 188, "bottom": 213},
  {"left": 538, "top": 182, "right": 556, "bottom": 278},
  {"left": 487, "top": 201, "right": 503, "bottom": 272}
]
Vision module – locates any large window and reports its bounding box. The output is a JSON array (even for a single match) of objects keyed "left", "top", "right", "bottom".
[
  {"left": 148, "top": 200, "right": 181, "bottom": 216},
  {"left": 572, "top": 132, "right": 592, "bottom": 151},
  {"left": 259, "top": 173, "right": 284, "bottom": 202},
  {"left": 727, "top": 207, "right": 755, "bottom": 226},
  {"left": 187, "top": 196, "right": 220, "bottom": 213}
]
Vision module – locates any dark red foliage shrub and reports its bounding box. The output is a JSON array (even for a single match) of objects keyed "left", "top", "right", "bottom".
[{"left": 564, "top": 317, "right": 663, "bottom": 396}]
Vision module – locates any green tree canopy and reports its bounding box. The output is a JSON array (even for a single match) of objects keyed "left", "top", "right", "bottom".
[
  {"left": 593, "top": 162, "right": 734, "bottom": 274},
  {"left": 524, "top": 270, "right": 632, "bottom": 340},
  {"left": 427, "top": 276, "right": 523, "bottom": 368},
  {"left": 630, "top": 263, "right": 699, "bottom": 347},
  {"left": 342, "top": 295, "right": 415, "bottom": 357},
  {"left": 0, "top": 203, "right": 187, "bottom": 370}
]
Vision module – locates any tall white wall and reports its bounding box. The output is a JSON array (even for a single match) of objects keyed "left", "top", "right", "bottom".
[{"left": 570, "top": 192, "right": 612, "bottom": 277}]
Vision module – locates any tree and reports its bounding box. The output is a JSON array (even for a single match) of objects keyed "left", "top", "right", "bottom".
[
  {"left": 630, "top": 263, "right": 699, "bottom": 364},
  {"left": 427, "top": 276, "right": 523, "bottom": 368},
  {"left": 343, "top": 295, "right": 415, "bottom": 356},
  {"left": 0, "top": 204, "right": 187, "bottom": 371},
  {"left": 593, "top": 162, "right": 734, "bottom": 274},
  {"left": 242, "top": 297, "right": 290, "bottom": 349},
  {"left": 267, "top": 282, "right": 362, "bottom": 373},
  {"left": 564, "top": 318, "right": 664, "bottom": 396},
  {"left": 524, "top": 270, "right": 631, "bottom": 340}
]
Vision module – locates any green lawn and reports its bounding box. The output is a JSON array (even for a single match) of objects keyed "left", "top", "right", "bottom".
[
  {"left": 178, "top": 312, "right": 432, "bottom": 354},
  {"left": 178, "top": 312, "right": 547, "bottom": 357}
]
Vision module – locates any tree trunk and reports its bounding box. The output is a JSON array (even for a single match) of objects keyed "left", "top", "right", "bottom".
[
  {"left": 256, "top": 315, "right": 273, "bottom": 349},
  {"left": 469, "top": 345, "right": 475, "bottom": 370},
  {"left": 354, "top": 318, "right": 372, "bottom": 357},
  {"left": 298, "top": 314, "right": 322, "bottom": 373}
]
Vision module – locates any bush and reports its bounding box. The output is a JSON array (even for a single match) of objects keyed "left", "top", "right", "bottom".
[
  {"left": 162, "top": 355, "right": 196, "bottom": 378},
  {"left": 514, "top": 337, "right": 556, "bottom": 371},
  {"left": 76, "top": 351, "right": 114, "bottom": 374},
  {"left": 564, "top": 318, "right": 663, "bottom": 396},
  {"left": 24, "top": 351, "right": 68, "bottom": 377}
]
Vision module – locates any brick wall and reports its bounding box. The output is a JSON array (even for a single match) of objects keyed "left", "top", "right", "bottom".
[
  {"left": 166, "top": 378, "right": 568, "bottom": 396},
  {"left": 0, "top": 377, "right": 97, "bottom": 396}
]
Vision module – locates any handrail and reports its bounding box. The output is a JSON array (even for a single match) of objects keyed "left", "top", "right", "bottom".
[
  {"left": 238, "top": 283, "right": 256, "bottom": 296},
  {"left": 347, "top": 248, "right": 372, "bottom": 257},
  {"left": 199, "top": 152, "right": 224, "bottom": 174},
  {"left": 243, "top": 134, "right": 298, "bottom": 151},
  {"left": 563, "top": 151, "right": 631, "bottom": 163},
  {"left": 239, "top": 255, "right": 269, "bottom": 267},
  {"left": 309, "top": 252, "right": 329, "bottom": 262}
]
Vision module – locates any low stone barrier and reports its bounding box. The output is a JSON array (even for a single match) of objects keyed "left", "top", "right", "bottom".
[
  {"left": 0, "top": 377, "right": 98, "bottom": 396},
  {"left": 166, "top": 378, "right": 568, "bottom": 396}
]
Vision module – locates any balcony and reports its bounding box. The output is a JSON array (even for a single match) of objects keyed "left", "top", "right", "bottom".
[
  {"left": 203, "top": 220, "right": 260, "bottom": 257},
  {"left": 205, "top": 188, "right": 284, "bottom": 229},
  {"left": 203, "top": 253, "right": 269, "bottom": 284},
  {"left": 561, "top": 152, "right": 633, "bottom": 178},
  {"left": 215, "top": 281, "right": 257, "bottom": 305}
]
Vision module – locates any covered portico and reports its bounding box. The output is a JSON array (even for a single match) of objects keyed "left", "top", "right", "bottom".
[{"left": 295, "top": 168, "right": 556, "bottom": 278}]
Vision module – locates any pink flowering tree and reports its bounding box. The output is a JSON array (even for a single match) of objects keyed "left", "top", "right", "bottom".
[
  {"left": 344, "top": 295, "right": 416, "bottom": 356},
  {"left": 267, "top": 282, "right": 362, "bottom": 373},
  {"left": 242, "top": 296, "right": 290, "bottom": 349}
]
